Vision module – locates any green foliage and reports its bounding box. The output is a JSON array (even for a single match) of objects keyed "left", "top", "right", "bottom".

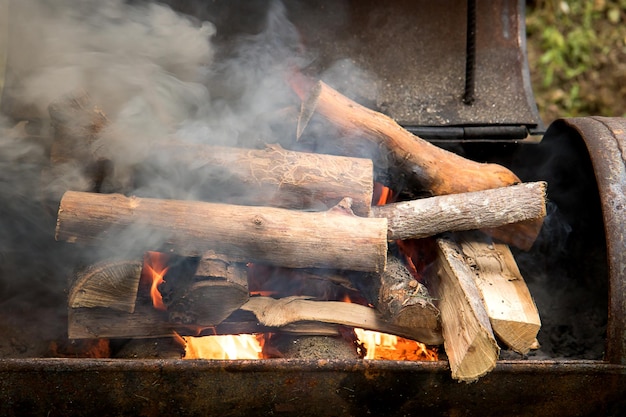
[{"left": 526, "top": 0, "right": 626, "bottom": 120}]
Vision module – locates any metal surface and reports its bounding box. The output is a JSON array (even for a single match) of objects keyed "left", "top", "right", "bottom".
[
  {"left": 0, "top": 358, "right": 624, "bottom": 417},
  {"left": 548, "top": 117, "right": 626, "bottom": 365},
  {"left": 166, "top": 0, "right": 544, "bottom": 138}
]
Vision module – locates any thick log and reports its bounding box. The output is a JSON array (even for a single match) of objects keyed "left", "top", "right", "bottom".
[
  {"left": 356, "top": 254, "right": 440, "bottom": 331},
  {"left": 142, "top": 142, "right": 374, "bottom": 216},
  {"left": 240, "top": 296, "right": 443, "bottom": 345},
  {"left": 56, "top": 192, "right": 388, "bottom": 272},
  {"left": 371, "top": 182, "right": 547, "bottom": 241},
  {"left": 456, "top": 231, "right": 541, "bottom": 354},
  {"left": 432, "top": 234, "right": 500, "bottom": 382},
  {"left": 164, "top": 254, "right": 249, "bottom": 327},
  {"left": 69, "top": 258, "right": 142, "bottom": 313},
  {"left": 292, "top": 79, "right": 543, "bottom": 250}
]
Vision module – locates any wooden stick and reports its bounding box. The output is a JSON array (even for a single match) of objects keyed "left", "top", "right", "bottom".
[
  {"left": 143, "top": 142, "right": 374, "bottom": 217},
  {"left": 456, "top": 231, "right": 541, "bottom": 354},
  {"left": 240, "top": 296, "right": 443, "bottom": 345},
  {"left": 292, "top": 79, "right": 543, "bottom": 250},
  {"left": 56, "top": 192, "right": 388, "bottom": 272},
  {"left": 432, "top": 235, "right": 500, "bottom": 382},
  {"left": 371, "top": 182, "right": 546, "bottom": 241}
]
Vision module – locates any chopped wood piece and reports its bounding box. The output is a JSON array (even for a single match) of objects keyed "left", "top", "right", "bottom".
[
  {"left": 292, "top": 79, "right": 543, "bottom": 250},
  {"left": 356, "top": 254, "right": 440, "bottom": 331},
  {"left": 371, "top": 182, "right": 547, "bottom": 241},
  {"left": 165, "top": 254, "right": 249, "bottom": 327},
  {"left": 456, "top": 231, "right": 541, "bottom": 354},
  {"left": 69, "top": 259, "right": 142, "bottom": 313},
  {"left": 143, "top": 143, "right": 374, "bottom": 216},
  {"left": 55, "top": 191, "right": 388, "bottom": 272},
  {"left": 240, "top": 296, "right": 443, "bottom": 345},
  {"left": 432, "top": 235, "right": 500, "bottom": 382}
]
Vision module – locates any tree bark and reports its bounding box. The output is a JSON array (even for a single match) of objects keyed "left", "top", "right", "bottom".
[
  {"left": 371, "top": 182, "right": 547, "bottom": 241},
  {"left": 142, "top": 142, "right": 374, "bottom": 216},
  {"left": 56, "top": 191, "right": 388, "bottom": 272},
  {"left": 292, "top": 79, "right": 543, "bottom": 250}
]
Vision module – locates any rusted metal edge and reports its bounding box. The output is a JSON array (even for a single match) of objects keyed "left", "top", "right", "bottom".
[{"left": 550, "top": 117, "right": 626, "bottom": 365}]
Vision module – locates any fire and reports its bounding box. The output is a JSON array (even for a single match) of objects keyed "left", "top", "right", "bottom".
[
  {"left": 183, "top": 334, "right": 264, "bottom": 359},
  {"left": 354, "top": 328, "right": 438, "bottom": 361},
  {"left": 141, "top": 251, "right": 169, "bottom": 311}
]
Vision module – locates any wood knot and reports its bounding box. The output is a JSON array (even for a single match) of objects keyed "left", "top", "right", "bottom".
[{"left": 251, "top": 215, "right": 266, "bottom": 228}]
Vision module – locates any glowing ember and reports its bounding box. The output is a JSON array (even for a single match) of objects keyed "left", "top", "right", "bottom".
[
  {"left": 354, "top": 328, "right": 438, "bottom": 361},
  {"left": 184, "top": 334, "right": 264, "bottom": 359},
  {"left": 142, "top": 251, "right": 169, "bottom": 311}
]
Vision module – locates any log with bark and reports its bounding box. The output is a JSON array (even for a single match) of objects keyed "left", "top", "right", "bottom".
[
  {"left": 455, "top": 231, "right": 541, "bottom": 354},
  {"left": 292, "top": 78, "right": 543, "bottom": 250},
  {"left": 370, "top": 182, "right": 547, "bottom": 241},
  {"left": 141, "top": 142, "right": 374, "bottom": 216},
  {"left": 55, "top": 181, "right": 546, "bottom": 272},
  {"left": 431, "top": 234, "right": 500, "bottom": 382},
  {"left": 56, "top": 191, "right": 388, "bottom": 272},
  {"left": 356, "top": 253, "right": 440, "bottom": 331}
]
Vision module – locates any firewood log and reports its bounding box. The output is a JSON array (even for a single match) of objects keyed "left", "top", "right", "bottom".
[
  {"left": 69, "top": 258, "right": 142, "bottom": 313},
  {"left": 240, "top": 296, "right": 443, "bottom": 345},
  {"left": 142, "top": 142, "right": 374, "bottom": 216},
  {"left": 55, "top": 192, "right": 388, "bottom": 272},
  {"left": 371, "top": 182, "right": 547, "bottom": 241},
  {"left": 292, "top": 79, "right": 543, "bottom": 250},
  {"left": 455, "top": 231, "right": 541, "bottom": 354},
  {"left": 431, "top": 234, "right": 500, "bottom": 382},
  {"left": 356, "top": 254, "right": 440, "bottom": 331},
  {"left": 164, "top": 254, "right": 249, "bottom": 327}
]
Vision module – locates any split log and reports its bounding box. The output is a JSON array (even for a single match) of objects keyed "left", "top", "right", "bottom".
[
  {"left": 240, "top": 296, "right": 443, "bottom": 345},
  {"left": 356, "top": 254, "right": 440, "bottom": 331},
  {"left": 69, "top": 258, "right": 142, "bottom": 313},
  {"left": 456, "top": 231, "right": 541, "bottom": 354},
  {"left": 432, "top": 234, "right": 500, "bottom": 382},
  {"left": 371, "top": 181, "right": 547, "bottom": 241},
  {"left": 164, "top": 254, "right": 249, "bottom": 327},
  {"left": 292, "top": 79, "right": 543, "bottom": 250},
  {"left": 68, "top": 304, "right": 360, "bottom": 339},
  {"left": 56, "top": 191, "right": 388, "bottom": 272},
  {"left": 142, "top": 142, "right": 374, "bottom": 216}
]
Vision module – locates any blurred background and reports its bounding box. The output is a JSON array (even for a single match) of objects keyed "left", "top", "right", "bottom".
[{"left": 526, "top": 0, "right": 626, "bottom": 124}]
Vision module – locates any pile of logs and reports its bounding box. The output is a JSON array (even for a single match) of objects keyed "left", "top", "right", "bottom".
[{"left": 52, "top": 80, "right": 545, "bottom": 382}]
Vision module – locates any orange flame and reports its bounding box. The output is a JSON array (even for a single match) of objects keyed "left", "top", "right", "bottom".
[
  {"left": 142, "top": 251, "right": 169, "bottom": 311},
  {"left": 354, "top": 328, "right": 438, "bottom": 361},
  {"left": 183, "top": 334, "right": 264, "bottom": 359}
]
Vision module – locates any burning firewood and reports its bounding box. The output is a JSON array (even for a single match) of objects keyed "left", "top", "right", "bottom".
[
  {"left": 142, "top": 142, "right": 375, "bottom": 217},
  {"left": 55, "top": 191, "right": 389, "bottom": 272},
  {"left": 240, "top": 296, "right": 443, "bottom": 345},
  {"left": 55, "top": 181, "right": 546, "bottom": 273},
  {"left": 454, "top": 231, "right": 541, "bottom": 355},
  {"left": 356, "top": 254, "right": 440, "bottom": 331},
  {"left": 370, "top": 181, "right": 547, "bottom": 241},
  {"left": 291, "top": 78, "right": 544, "bottom": 250},
  {"left": 431, "top": 234, "right": 500, "bottom": 382},
  {"left": 163, "top": 254, "right": 249, "bottom": 327}
]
